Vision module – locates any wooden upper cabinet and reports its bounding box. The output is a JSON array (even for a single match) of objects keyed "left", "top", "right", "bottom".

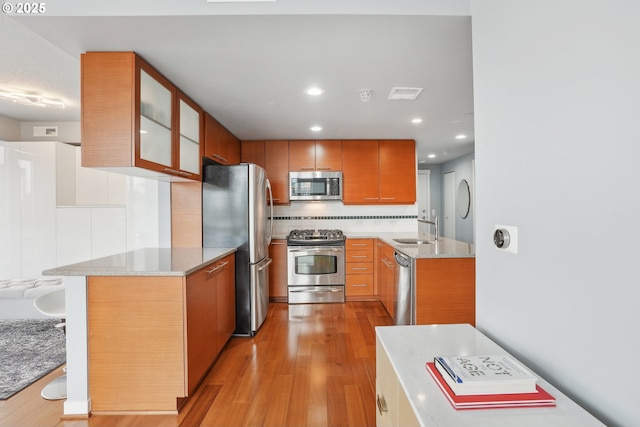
[
  {"left": 204, "top": 113, "right": 240, "bottom": 166},
  {"left": 81, "top": 51, "right": 202, "bottom": 181},
  {"left": 342, "top": 139, "right": 416, "bottom": 205},
  {"left": 264, "top": 140, "right": 290, "bottom": 204},
  {"left": 379, "top": 140, "right": 416, "bottom": 204},
  {"left": 342, "top": 140, "right": 380, "bottom": 204},
  {"left": 315, "top": 140, "right": 342, "bottom": 170},
  {"left": 240, "top": 140, "right": 266, "bottom": 168},
  {"left": 289, "top": 140, "right": 342, "bottom": 171},
  {"left": 289, "top": 140, "right": 316, "bottom": 171}
]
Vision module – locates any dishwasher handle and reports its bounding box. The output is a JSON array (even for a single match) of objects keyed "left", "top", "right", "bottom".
[{"left": 394, "top": 252, "right": 412, "bottom": 268}]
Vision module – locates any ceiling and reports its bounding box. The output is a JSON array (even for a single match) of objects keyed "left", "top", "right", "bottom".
[{"left": 0, "top": 0, "right": 474, "bottom": 164}]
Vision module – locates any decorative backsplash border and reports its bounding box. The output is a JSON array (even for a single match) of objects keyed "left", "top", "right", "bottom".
[{"left": 272, "top": 215, "right": 418, "bottom": 221}]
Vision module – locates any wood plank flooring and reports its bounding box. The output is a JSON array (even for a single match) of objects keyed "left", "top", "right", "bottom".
[{"left": 0, "top": 301, "right": 392, "bottom": 427}]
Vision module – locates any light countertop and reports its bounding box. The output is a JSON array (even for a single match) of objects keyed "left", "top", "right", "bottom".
[
  {"left": 347, "top": 231, "right": 475, "bottom": 259},
  {"left": 376, "top": 324, "right": 605, "bottom": 427},
  {"left": 42, "top": 247, "right": 237, "bottom": 277}
]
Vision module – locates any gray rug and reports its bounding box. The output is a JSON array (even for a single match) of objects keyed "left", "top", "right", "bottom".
[{"left": 0, "top": 319, "right": 66, "bottom": 399}]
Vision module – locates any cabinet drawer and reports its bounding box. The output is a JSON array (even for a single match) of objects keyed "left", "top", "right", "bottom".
[
  {"left": 346, "top": 262, "right": 374, "bottom": 275},
  {"left": 346, "top": 238, "right": 374, "bottom": 252},
  {"left": 346, "top": 274, "right": 374, "bottom": 295},
  {"left": 346, "top": 250, "right": 373, "bottom": 263}
]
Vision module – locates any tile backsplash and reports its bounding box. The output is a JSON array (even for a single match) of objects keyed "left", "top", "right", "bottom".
[{"left": 272, "top": 201, "right": 419, "bottom": 236}]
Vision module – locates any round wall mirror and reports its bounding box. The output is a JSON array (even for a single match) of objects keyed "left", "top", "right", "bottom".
[{"left": 457, "top": 179, "right": 470, "bottom": 219}]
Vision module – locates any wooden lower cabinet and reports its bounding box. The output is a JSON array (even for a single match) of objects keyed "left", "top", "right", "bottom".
[
  {"left": 87, "top": 254, "right": 235, "bottom": 413},
  {"left": 377, "top": 241, "right": 396, "bottom": 318},
  {"left": 415, "top": 257, "right": 475, "bottom": 325},
  {"left": 345, "top": 238, "right": 375, "bottom": 298},
  {"left": 269, "top": 239, "right": 288, "bottom": 301}
]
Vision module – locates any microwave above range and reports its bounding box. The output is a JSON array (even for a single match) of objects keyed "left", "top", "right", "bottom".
[{"left": 289, "top": 171, "right": 342, "bottom": 201}]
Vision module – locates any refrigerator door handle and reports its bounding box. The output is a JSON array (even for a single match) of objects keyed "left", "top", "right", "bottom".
[
  {"left": 257, "top": 257, "right": 273, "bottom": 272},
  {"left": 266, "top": 178, "right": 274, "bottom": 245}
]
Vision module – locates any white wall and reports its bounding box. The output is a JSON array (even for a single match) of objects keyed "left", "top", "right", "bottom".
[
  {"left": 440, "top": 152, "right": 474, "bottom": 243},
  {"left": 471, "top": 1, "right": 640, "bottom": 426},
  {"left": 0, "top": 140, "right": 167, "bottom": 280}
]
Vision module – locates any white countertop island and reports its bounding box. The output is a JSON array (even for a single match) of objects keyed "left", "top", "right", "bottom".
[{"left": 375, "top": 324, "right": 605, "bottom": 427}]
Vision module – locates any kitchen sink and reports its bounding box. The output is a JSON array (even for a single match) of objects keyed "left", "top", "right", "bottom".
[{"left": 393, "top": 238, "right": 433, "bottom": 245}]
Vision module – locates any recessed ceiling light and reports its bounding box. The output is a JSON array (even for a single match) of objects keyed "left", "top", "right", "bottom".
[
  {"left": 455, "top": 134, "right": 467, "bottom": 140},
  {"left": 428, "top": 154, "right": 436, "bottom": 158},
  {"left": 310, "top": 125, "right": 322, "bottom": 132},
  {"left": 305, "top": 87, "right": 324, "bottom": 96},
  {"left": 411, "top": 118, "right": 423, "bottom": 124}
]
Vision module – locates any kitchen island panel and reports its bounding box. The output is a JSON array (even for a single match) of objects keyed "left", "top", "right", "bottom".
[
  {"left": 88, "top": 275, "right": 187, "bottom": 413},
  {"left": 415, "top": 257, "right": 475, "bottom": 326}
]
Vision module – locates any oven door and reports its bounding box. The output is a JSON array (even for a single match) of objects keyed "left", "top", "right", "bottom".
[{"left": 287, "top": 246, "right": 345, "bottom": 287}]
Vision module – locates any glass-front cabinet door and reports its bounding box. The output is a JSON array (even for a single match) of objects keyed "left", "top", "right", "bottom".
[
  {"left": 139, "top": 68, "right": 173, "bottom": 168},
  {"left": 178, "top": 94, "right": 202, "bottom": 176},
  {"left": 136, "top": 61, "right": 202, "bottom": 180}
]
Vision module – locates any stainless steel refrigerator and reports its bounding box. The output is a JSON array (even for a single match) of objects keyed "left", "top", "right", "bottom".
[{"left": 202, "top": 163, "right": 273, "bottom": 336}]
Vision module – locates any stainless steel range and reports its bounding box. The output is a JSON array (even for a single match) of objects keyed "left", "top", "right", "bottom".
[{"left": 287, "top": 229, "right": 346, "bottom": 304}]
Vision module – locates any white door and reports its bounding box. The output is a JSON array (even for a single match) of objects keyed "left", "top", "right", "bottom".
[
  {"left": 417, "top": 170, "right": 431, "bottom": 220},
  {"left": 444, "top": 172, "right": 456, "bottom": 239}
]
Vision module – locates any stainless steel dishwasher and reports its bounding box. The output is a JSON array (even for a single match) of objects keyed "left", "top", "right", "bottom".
[{"left": 394, "top": 251, "right": 415, "bottom": 325}]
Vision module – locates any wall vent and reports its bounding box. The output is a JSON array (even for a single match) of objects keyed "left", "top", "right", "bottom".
[
  {"left": 33, "top": 126, "right": 58, "bottom": 137},
  {"left": 387, "top": 87, "right": 423, "bottom": 100}
]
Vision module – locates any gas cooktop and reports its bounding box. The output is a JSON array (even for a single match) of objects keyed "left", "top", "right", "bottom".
[{"left": 286, "top": 229, "right": 345, "bottom": 246}]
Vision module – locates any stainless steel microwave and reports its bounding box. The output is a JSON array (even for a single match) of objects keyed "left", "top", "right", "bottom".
[{"left": 289, "top": 171, "right": 342, "bottom": 201}]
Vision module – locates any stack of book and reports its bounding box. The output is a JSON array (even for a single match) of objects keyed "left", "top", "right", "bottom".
[{"left": 426, "top": 355, "right": 556, "bottom": 410}]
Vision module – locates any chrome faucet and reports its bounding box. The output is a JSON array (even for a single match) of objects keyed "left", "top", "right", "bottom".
[{"left": 417, "top": 216, "right": 439, "bottom": 241}]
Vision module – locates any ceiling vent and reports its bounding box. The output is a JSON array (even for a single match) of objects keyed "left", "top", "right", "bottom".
[
  {"left": 387, "top": 87, "right": 424, "bottom": 101},
  {"left": 359, "top": 89, "right": 372, "bottom": 102}
]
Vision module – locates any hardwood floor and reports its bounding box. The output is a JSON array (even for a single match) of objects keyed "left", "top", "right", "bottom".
[{"left": 0, "top": 301, "right": 392, "bottom": 427}]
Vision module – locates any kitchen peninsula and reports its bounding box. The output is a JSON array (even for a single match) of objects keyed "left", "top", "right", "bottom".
[
  {"left": 43, "top": 247, "right": 236, "bottom": 416},
  {"left": 359, "top": 233, "right": 475, "bottom": 326}
]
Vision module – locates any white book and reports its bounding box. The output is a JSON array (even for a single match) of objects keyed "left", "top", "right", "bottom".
[{"left": 434, "top": 355, "right": 538, "bottom": 396}]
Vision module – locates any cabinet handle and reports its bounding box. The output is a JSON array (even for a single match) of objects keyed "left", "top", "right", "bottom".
[
  {"left": 206, "top": 260, "right": 229, "bottom": 274},
  {"left": 316, "top": 167, "right": 331, "bottom": 170},
  {"left": 271, "top": 242, "right": 286, "bottom": 245},
  {"left": 352, "top": 255, "right": 368, "bottom": 258},
  {"left": 352, "top": 283, "right": 368, "bottom": 287},
  {"left": 381, "top": 259, "right": 394, "bottom": 268},
  {"left": 352, "top": 267, "right": 368, "bottom": 271},
  {"left": 213, "top": 154, "right": 229, "bottom": 163},
  {"left": 365, "top": 197, "right": 379, "bottom": 200},
  {"left": 380, "top": 197, "right": 396, "bottom": 200},
  {"left": 351, "top": 243, "right": 368, "bottom": 246},
  {"left": 299, "top": 167, "right": 314, "bottom": 171},
  {"left": 376, "top": 394, "right": 388, "bottom": 415}
]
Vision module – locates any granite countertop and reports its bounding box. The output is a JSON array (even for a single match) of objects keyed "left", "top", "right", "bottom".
[
  {"left": 42, "top": 247, "right": 237, "bottom": 277},
  {"left": 346, "top": 231, "right": 475, "bottom": 259}
]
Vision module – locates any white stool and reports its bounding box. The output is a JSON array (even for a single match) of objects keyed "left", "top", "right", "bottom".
[{"left": 33, "top": 288, "right": 67, "bottom": 400}]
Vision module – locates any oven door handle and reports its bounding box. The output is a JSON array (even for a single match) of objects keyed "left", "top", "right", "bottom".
[
  {"left": 289, "top": 287, "right": 343, "bottom": 293},
  {"left": 288, "top": 248, "right": 344, "bottom": 253}
]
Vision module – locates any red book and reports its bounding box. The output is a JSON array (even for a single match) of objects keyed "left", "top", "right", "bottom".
[{"left": 426, "top": 362, "right": 556, "bottom": 410}]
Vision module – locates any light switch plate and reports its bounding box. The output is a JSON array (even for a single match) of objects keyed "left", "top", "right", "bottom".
[{"left": 494, "top": 225, "right": 518, "bottom": 254}]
